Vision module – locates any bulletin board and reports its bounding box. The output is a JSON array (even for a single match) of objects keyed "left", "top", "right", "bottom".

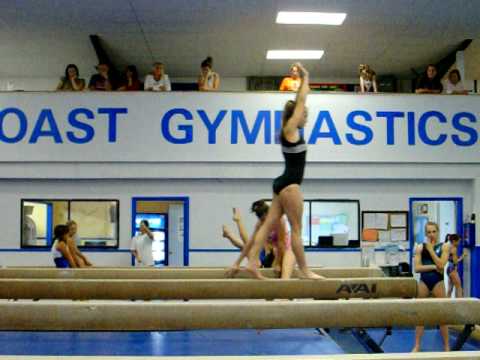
[{"left": 361, "top": 211, "right": 409, "bottom": 243}]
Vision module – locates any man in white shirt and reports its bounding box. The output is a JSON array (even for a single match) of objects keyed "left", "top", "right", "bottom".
[
  {"left": 131, "top": 220, "right": 155, "bottom": 267},
  {"left": 22, "top": 206, "right": 37, "bottom": 245},
  {"left": 144, "top": 62, "right": 171, "bottom": 91}
]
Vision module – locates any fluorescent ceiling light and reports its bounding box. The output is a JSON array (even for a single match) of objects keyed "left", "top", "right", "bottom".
[
  {"left": 266, "top": 50, "right": 324, "bottom": 60},
  {"left": 276, "top": 11, "right": 346, "bottom": 25}
]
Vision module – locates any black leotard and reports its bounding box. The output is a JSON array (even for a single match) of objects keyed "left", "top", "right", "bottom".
[
  {"left": 420, "top": 243, "right": 444, "bottom": 291},
  {"left": 273, "top": 132, "right": 307, "bottom": 195}
]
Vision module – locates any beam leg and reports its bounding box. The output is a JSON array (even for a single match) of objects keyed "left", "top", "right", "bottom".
[
  {"left": 452, "top": 324, "right": 475, "bottom": 351},
  {"left": 351, "top": 328, "right": 385, "bottom": 353}
]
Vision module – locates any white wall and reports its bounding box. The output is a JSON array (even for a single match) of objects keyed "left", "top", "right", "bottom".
[{"left": 0, "top": 178, "right": 472, "bottom": 269}]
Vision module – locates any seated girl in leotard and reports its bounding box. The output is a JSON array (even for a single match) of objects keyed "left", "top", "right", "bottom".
[
  {"left": 412, "top": 221, "right": 450, "bottom": 352},
  {"left": 446, "top": 234, "right": 467, "bottom": 298},
  {"left": 223, "top": 200, "right": 295, "bottom": 278},
  {"left": 51, "top": 224, "right": 77, "bottom": 268},
  {"left": 223, "top": 204, "right": 274, "bottom": 268}
]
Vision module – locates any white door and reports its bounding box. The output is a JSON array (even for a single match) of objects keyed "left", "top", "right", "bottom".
[{"left": 168, "top": 204, "right": 184, "bottom": 266}]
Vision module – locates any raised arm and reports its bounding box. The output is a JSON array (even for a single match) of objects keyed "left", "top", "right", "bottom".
[
  {"left": 414, "top": 244, "right": 437, "bottom": 273},
  {"left": 233, "top": 208, "right": 250, "bottom": 245},
  {"left": 453, "top": 245, "right": 468, "bottom": 264},
  {"left": 72, "top": 78, "right": 85, "bottom": 91},
  {"left": 226, "top": 221, "right": 262, "bottom": 276},
  {"left": 425, "top": 242, "right": 449, "bottom": 271},
  {"left": 372, "top": 76, "right": 378, "bottom": 93},
  {"left": 359, "top": 77, "right": 365, "bottom": 93},
  {"left": 56, "top": 79, "right": 65, "bottom": 91},
  {"left": 212, "top": 73, "right": 220, "bottom": 90},
  {"left": 283, "top": 63, "right": 310, "bottom": 136},
  {"left": 198, "top": 75, "right": 206, "bottom": 90},
  {"left": 144, "top": 227, "right": 154, "bottom": 240}
]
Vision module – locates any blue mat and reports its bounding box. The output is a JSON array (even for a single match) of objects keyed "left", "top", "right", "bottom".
[{"left": 0, "top": 329, "right": 344, "bottom": 356}]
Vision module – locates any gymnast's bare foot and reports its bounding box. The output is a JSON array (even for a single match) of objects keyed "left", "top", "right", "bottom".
[
  {"left": 246, "top": 263, "right": 267, "bottom": 280},
  {"left": 297, "top": 269, "right": 325, "bottom": 280},
  {"left": 411, "top": 345, "right": 420, "bottom": 352},
  {"left": 273, "top": 265, "right": 282, "bottom": 278},
  {"left": 232, "top": 207, "right": 241, "bottom": 222},
  {"left": 222, "top": 225, "right": 234, "bottom": 239},
  {"left": 444, "top": 345, "right": 450, "bottom": 352},
  {"left": 225, "top": 265, "right": 240, "bottom": 278}
]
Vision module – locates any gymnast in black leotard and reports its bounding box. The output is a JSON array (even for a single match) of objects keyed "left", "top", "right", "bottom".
[
  {"left": 413, "top": 221, "right": 450, "bottom": 352},
  {"left": 227, "top": 63, "right": 323, "bottom": 280},
  {"left": 272, "top": 129, "right": 307, "bottom": 195}
]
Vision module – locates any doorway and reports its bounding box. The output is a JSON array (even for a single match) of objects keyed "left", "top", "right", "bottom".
[
  {"left": 409, "top": 197, "right": 464, "bottom": 295},
  {"left": 131, "top": 197, "right": 189, "bottom": 266}
]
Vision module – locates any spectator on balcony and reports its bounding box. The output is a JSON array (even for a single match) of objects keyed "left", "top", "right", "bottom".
[
  {"left": 358, "top": 64, "right": 378, "bottom": 93},
  {"left": 415, "top": 64, "right": 443, "bottom": 94},
  {"left": 88, "top": 63, "right": 115, "bottom": 91},
  {"left": 279, "top": 64, "right": 301, "bottom": 92},
  {"left": 117, "top": 65, "right": 142, "bottom": 91},
  {"left": 444, "top": 69, "right": 468, "bottom": 95},
  {"left": 56, "top": 64, "right": 85, "bottom": 91},
  {"left": 144, "top": 62, "right": 171, "bottom": 91},
  {"left": 198, "top": 57, "right": 220, "bottom": 91}
]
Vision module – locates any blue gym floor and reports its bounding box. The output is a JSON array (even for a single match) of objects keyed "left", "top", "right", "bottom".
[
  {"left": 366, "top": 329, "right": 480, "bottom": 353},
  {"left": 0, "top": 328, "right": 479, "bottom": 356}
]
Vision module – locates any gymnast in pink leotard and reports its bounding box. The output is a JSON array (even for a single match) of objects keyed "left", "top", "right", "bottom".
[{"left": 223, "top": 200, "right": 296, "bottom": 279}]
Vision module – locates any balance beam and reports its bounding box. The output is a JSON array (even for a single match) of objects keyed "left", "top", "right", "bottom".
[
  {"left": 1, "top": 354, "right": 480, "bottom": 360},
  {"left": 1, "top": 298, "right": 478, "bottom": 331},
  {"left": 0, "top": 266, "right": 385, "bottom": 279},
  {"left": 0, "top": 277, "right": 416, "bottom": 300}
]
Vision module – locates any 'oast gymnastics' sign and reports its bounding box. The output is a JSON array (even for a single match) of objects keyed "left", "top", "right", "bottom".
[{"left": 0, "top": 92, "right": 478, "bottom": 163}]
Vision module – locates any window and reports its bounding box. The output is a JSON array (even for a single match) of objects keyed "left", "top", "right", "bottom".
[
  {"left": 268, "top": 198, "right": 360, "bottom": 248},
  {"left": 21, "top": 199, "right": 119, "bottom": 248},
  {"left": 308, "top": 200, "right": 360, "bottom": 248}
]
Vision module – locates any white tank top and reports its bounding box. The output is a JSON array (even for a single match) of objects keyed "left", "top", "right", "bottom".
[
  {"left": 51, "top": 240, "right": 64, "bottom": 259},
  {"left": 206, "top": 73, "right": 218, "bottom": 89},
  {"left": 363, "top": 78, "right": 373, "bottom": 92}
]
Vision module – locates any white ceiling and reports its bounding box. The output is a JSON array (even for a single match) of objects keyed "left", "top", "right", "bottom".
[{"left": 0, "top": 0, "right": 479, "bottom": 79}]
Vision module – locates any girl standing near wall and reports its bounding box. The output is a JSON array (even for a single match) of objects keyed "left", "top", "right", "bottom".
[
  {"left": 446, "top": 233, "right": 467, "bottom": 298},
  {"left": 413, "top": 222, "right": 450, "bottom": 352},
  {"left": 227, "top": 63, "right": 322, "bottom": 280}
]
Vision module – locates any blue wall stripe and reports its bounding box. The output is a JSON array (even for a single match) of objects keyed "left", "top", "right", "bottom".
[
  {"left": 1, "top": 247, "right": 409, "bottom": 254},
  {"left": 188, "top": 248, "right": 401, "bottom": 253},
  {"left": 0, "top": 248, "right": 131, "bottom": 253}
]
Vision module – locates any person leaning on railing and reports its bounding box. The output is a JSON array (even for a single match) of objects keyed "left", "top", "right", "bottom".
[
  {"left": 198, "top": 56, "right": 220, "bottom": 91},
  {"left": 56, "top": 64, "right": 85, "bottom": 91},
  {"left": 415, "top": 64, "right": 443, "bottom": 94}
]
